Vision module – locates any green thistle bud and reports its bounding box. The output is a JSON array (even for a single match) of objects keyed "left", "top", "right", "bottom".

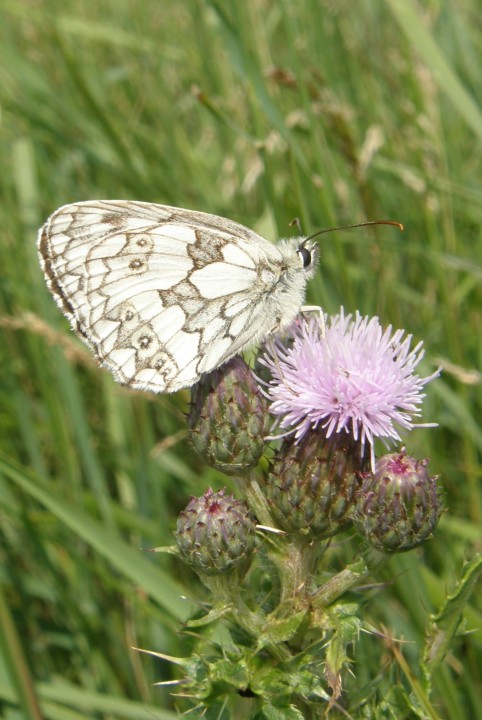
[
  {"left": 353, "top": 450, "right": 444, "bottom": 553},
  {"left": 264, "top": 432, "right": 366, "bottom": 541},
  {"left": 188, "top": 357, "right": 270, "bottom": 475},
  {"left": 175, "top": 488, "right": 256, "bottom": 576}
]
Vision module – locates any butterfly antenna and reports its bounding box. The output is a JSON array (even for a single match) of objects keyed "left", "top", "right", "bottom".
[{"left": 304, "top": 220, "right": 403, "bottom": 244}]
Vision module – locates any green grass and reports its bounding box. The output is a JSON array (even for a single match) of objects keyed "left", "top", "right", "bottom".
[{"left": 1, "top": 0, "right": 481, "bottom": 718}]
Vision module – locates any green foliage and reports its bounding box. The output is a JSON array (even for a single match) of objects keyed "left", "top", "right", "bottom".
[{"left": 0, "top": 0, "right": 481, "bottom": 717}]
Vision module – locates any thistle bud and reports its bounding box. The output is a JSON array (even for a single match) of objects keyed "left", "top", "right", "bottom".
[
  {"left": 175, "top": 488, "right": 256, "bottom": 576},
  {"left": 353, "top": 450, "right": 444, "bottom": 553},
  {"left": 188, "top": 357, "right": 270, "bottom": 475},
  {"left": 264, "top": 432, "right": 366, "bottom": 541}
]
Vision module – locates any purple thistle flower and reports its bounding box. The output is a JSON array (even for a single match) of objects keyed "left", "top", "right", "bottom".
[{"left": 259, "top": 309, "right": 439, "bottom": 468}]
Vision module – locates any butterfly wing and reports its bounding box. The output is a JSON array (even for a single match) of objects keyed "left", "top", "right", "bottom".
[{"left": 38, "top": 200, "right": 290, "bottom": 392}]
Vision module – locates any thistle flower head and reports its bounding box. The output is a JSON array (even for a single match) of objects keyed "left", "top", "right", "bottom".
[
  {"left": 175, "top": 488, "right": 256, "bottom": 576},
  {"left": 259, "top": 310, "right": 439, "bottom": 468},
  {"left": 353, "top": 450, "right": 444, "bottom": 552},
  {"left": 265, "top": 431, "right": 363, "bottom": 541},
  {"left": 188, "top": 357, "right": 270, "bottom": 474}
]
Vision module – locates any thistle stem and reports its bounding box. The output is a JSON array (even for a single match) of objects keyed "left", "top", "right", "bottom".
[
  {"left": 203, "top": 574, "right": 292, "bottom": 662},
  {"left": 244, "top": 474, "right": 277, "bottom": 529},
  {"left": 275, "top": 540, "right": 318, "bottom": 608},
  {"left": 311, "top": 547, "right": 388, "bottom": 608}
]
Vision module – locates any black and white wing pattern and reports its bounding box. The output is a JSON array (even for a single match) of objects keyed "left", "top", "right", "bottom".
[{"left": 38, "top": 200, "right": 318, "bottom": 392}]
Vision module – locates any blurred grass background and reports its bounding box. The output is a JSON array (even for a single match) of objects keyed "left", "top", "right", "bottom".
[{"left": 0, "top": 0, "right": 481, "bottom": 718}]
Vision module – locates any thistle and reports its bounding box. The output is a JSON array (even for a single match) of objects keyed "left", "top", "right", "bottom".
[
  {"left": 259, "top": 310, "right": 440, "bottom": 470},
  {"left": 353, "top": 450, "right": 444, "bottom": 552},
  {"left": 175, "top": 488, "right": 256, "bottom": 576},
  {"left": 156, "top": 311, "right": 443, "bottom": 715},
  {"left": 265, "top": 430, "right": 365, "bottom": 540},
  {"left": 188, "top": 356, "right": 270, "bottom": 474}
]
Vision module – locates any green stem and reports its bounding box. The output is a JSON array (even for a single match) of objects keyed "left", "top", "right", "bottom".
[
  {"left": 203, "top": 574, "right": 292, "bottom": 662},
  {"left": 311, "top": 547, "right": 389, "bottom": 608},
  {"left": 274, "top": 540, "right": 319, "bottom": 609},
  {"left": 244, "top": 474, "right": 277, "bottom": 529}
]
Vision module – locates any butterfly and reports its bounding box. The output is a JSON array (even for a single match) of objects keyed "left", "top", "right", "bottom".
[{"left": 38, "top": 201, "right": 319, "bottom": 393}]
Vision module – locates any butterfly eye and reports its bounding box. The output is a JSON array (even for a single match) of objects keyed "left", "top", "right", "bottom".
[{"left": 297, "top": 246, "right": 312, "bottom": 269}]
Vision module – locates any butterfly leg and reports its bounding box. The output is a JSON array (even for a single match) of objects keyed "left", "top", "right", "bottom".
[
  {"left": 300, "top": 305, "right": 326, "bottom": 337},
  {"left": 262, "top": 337, "right": 303, "bottom": 402}
]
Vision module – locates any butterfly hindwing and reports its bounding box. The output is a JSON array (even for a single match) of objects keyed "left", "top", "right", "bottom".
[{"left": 39, "top": 200, "right": 315, "bottom": 392}]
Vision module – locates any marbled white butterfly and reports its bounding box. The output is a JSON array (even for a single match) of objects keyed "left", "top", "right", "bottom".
[{"left": 38, "top": 201, "right": 318, "bottom": 393}]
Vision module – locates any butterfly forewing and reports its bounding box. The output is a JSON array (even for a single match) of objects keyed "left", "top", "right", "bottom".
[{"left": 38, "top": 200, "right": 314, "bottom": 393}]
